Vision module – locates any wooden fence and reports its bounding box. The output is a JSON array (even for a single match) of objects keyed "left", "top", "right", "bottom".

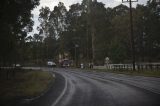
[{"left": 94, "top": 63, "right": 160, "bottom": 70}]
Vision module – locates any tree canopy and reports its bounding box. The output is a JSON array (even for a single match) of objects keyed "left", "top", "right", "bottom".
[
  {"left": 1, "top": 0, "right": 160, "bottom": 66},
  {"left": 0, "top": 0, "right": 40, "bottom": 66},
  {"left": 35, "top": 0, "right": 160, "bottom": 65}
]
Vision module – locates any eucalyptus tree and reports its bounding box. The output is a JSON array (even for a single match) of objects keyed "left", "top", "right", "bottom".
[
  {"left": 130, "top": 1, "right": 160, "bottom": 62},
  {"left": 64, "top": 3, "right": 85, "bottom": 60},
  {"left": 83, "top": 0, "right": 112, "bottom": 64},
  {"left": 108, "top": 4, "right": 131, "bottom": 63},
  {"left": 65, "top": 0, "right": 115, "bottom": 64},
  {"left": 137, "top": 0, "right": 160, "bottom": 62},
  {"left": 38, "top": 6, "right": 51, "bottom": 37},
  {"left": 0, "top": 0, "right": 40, "bottom": 66},
  {"left": 145, "top": 0, "right": 160, "bottom": 62},
  {"left": 38, "top": 2, "right": 68, "bottom": 60},
  {"left": 133, "top": 4, "right": 148, "bottom": 62},
  {"left": 48, "top": 2, "right": 68, "bottom": 59}
]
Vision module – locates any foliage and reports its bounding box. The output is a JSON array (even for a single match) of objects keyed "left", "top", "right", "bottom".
[
  {"left": 0, "top": 0, "right": 40, "bottom": 66},
  {"left": 2, "top": 0, "right": 159, "bottom": 66},
  {"left": 35, "top": 0, "right": 160, "bottom": 65}
]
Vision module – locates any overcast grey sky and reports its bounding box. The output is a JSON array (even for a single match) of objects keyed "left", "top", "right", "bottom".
[{"left": 30, "top": 0, "right": 147, "bottom": 35}]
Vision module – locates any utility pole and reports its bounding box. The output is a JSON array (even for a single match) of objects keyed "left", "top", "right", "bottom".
[
  {"left": 75, "top": 44, "right": 79, "bottom": 67},
  {"left": 122, "top": 0, "right": 138, "bottom": 71}
]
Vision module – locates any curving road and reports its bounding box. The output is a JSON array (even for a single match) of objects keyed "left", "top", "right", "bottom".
[{"left": 21, "top": 68, "right": 160, "bottom": 106}]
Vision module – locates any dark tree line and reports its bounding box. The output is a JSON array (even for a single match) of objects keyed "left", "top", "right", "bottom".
[
  {"left": 31, "top": 0, "right": 160, "bottom": 66},
  {"left": 0, "top": 0, "right": 40, "bottom": 66},
  {"left": 1, "top": 0, "right": 159, "bottom": 67}
]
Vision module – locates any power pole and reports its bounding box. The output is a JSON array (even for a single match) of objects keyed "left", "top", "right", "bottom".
[{"left": 122, "top": 0, "right": 138, "bottom": 71}]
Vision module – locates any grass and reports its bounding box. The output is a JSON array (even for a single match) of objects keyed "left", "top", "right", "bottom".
[
  {"left": 91, "top": 68, "right": 160, "bottom": 78},
  {"left": 0, "top": 69, "right": 54, "bottom": 102}
]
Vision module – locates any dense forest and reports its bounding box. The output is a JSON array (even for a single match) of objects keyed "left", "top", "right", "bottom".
[
  {"left": 0, "top": 0, "right": 160, "bottom": 66},
  {"left": 0, "top": 0, "right": 40, "bottom": 66}
]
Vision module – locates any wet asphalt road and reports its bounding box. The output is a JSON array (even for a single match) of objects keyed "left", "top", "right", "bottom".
[{"left": 22, "top": 68, "right": 160, "bottom": 106}]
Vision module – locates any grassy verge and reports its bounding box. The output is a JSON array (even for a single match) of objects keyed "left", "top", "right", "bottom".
[
  {"left": 85, "top": 68, "right": 160, "bottom": 78},
  {"left": 0, "top": 69, "right": 54, "bottom": 101}
]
